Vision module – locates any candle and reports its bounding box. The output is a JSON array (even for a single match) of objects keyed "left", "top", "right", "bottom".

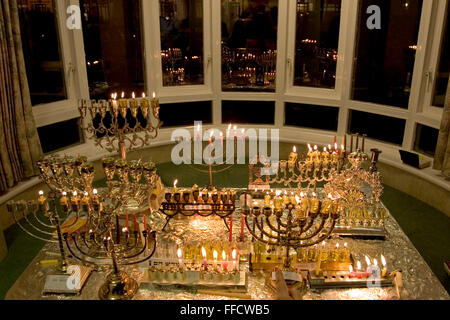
[
  {"left": 241, "top": 129, "right": 245, "bottom": 141},
  {"left": 288, "top": 146, "right": 298, "bottom": 164},
  {"left": 282, "top": 190, "right": 289, "bottom": 205},
  {"left": 274, "top": 190, "right": 282, "bottom": 210},
  {"left": 111, "top": 92, "right": 119, "bottom": 115},
  {"left": 213, "top": 250, "right": 218, "bottom": 271},
  {"left": 71, "top": 191, "right": 79, "bottom": 211},
  {"left": 60, "top": 192, "right": 69, "bottom": 211},
  {"left": 229, "top": 214, "right": 233, "bottom": 242},
  {"left": 306, "top": 144, "right": 313, "bottom": 162},
  {"left": 322, "top": 147, "right": 329, "bottom": 162},
  {"left": 348, "top": 265, "right": 355, "bottom": 278},
  {"left": 373, "top": 258, "right": 378, "bottom": 277},
  {"left": 381, "top": 255, "right": 387, "bottom": 277},
  {"left": 177, "top": 248, "right": 184, "bottom": 270},
  {"left": 232, "top": 248, "right": 237, "bottom": 272},
  {"left": 202, "top": 247, "right": 207, "bottom": 270},
  {"left": 233, "top": 125, "right": 237, "bottom": 139},
  {"left": 173, "top": 179, "right": 178, "bottom": 193},
  {"left": 356, "top": 261, "right": 362, "bottom": 278},
  {"left": 365, "top": 256, "right": 371, "bottom": 278},
  {"left": 310, "top": 192, "right": 319, "bottom": 214},
  {"left": 222, "top": 250, "right": 228, "bottom": 272},
  {"left": 264, "top": 192, "right": 271, "bottom": 206}
]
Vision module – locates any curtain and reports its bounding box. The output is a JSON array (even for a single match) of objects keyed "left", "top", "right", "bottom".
[
  {"left": 433, "top": 79, "right": 450, "bottom": 178},
  {"left": 0, "top": 0, "right": 42, "bottom": 194}
]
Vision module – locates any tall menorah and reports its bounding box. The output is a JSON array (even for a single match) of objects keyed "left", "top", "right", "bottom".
[
  {"left": 243, "top": 191, "right": 341, "bottom": 269},
  {"left": 78, "top": 92, "right": 162, "bottom": 159}
]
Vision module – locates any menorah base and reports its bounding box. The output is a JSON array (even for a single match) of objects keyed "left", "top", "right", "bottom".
[{"left": 98, "top": 270, "right": 138, "bottom": 300}]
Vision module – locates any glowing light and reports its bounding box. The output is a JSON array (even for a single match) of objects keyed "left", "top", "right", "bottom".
[
  {"left": 381, "top": 255, "right": 386, "bottom": 267},
  {"left": 177, "top": 248, "right": 183, "bottom": 259}
]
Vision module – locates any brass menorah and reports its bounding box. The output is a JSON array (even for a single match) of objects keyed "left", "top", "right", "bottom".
[
  {"left": 37, "top": 155, "right": 95, "bottom": 195},
  {"left": 243, "top": 192, "right": 341, "bottom": 269},
  {"left": 78, "top": 93, "right": 162, "bottom": 159}
]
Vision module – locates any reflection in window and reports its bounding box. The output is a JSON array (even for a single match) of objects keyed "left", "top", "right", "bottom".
[
  {"left": 159, "top": 0, "right": 204, "bottom": 86},
  {"left": 37, "top": 118, "right": 83, "bottom": 153},
  {"left": 432, "top": 10, "right": 450, "bottom": 108},
  {"left": 160, "top": 101, "right": 212, "bottom": 127},
  {"left": 222, "top": 101, "right": 275, "bottom": 124},
  {"left": 414, "top": 124, "right": 439, "bottom": 156},
  {"left": 294, "top": 0, "right": 341, "bottom": 89},
  {"left": 348, "top": 110, "right": 406, "bottom": 145},
  {"left": 221, "top": 0, "right": 278, "bottom": 92},
  {"left": 17, "top": 0, "right": 67, "bottom": 105},
  {"left": 352, "top": 0, "right": 423, "bottom": 108},
  {"left": 80, "top": 0, "right": 144, "bottom": 99},
  {"left": 285, "top": 103, "right": 338, "bottom": 131}
]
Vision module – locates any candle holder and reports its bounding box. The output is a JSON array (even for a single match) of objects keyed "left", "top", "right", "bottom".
[
  {"left": 37, "top": 155, "right": 94, "bottom": 195},
  {"left": 158, "top": 188, "right": 237, "bottom": 231},
  {"left": 6, "top": 192, "right": 84, "bottom": 273},
  {"left": 78, "top": 95, "right": 162, "bottom": 160},
  {"left": 244, "top": 197, "right": 341, "bottom": 270}
]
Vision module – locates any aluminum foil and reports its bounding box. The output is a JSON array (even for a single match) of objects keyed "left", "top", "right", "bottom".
[{"left": 6, "top": 193, "right": 449, "bottom": 300}]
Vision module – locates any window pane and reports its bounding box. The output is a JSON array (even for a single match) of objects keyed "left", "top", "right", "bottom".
[
  {"left": 160, "top": 101, "right": 212, "bottom": 127},
  {"left": 414, "top": 124, "right": 439, "bottom": 156},
  {"left": 80, "top": 0, "right": 145, "bottom": 99},
  {"left": 348, "top": 110, "right": 405, "bottom": 145},
  {"left": 17, "top": 0, "right": 67, "bottom": 105},
  {"left": 222, "top": 101, "right": 275, "bottom": 124},
  {"left": 293, "top": 0, "right": 341, "bottom": 89},
  {"left": 285, "top": 103, "right": 338, "bottom": 131},
  {"left": 432, "top": 10, "right": 450, "bottom": 108},
  {"left": 37, "top": 118, "right": 83, "bottom": 153},
  {"left": 352, "top": 0, "right": 423, "bottom": 108},
  {"left": 221, "top": 0, "right": 278, "bottom": 92},
  {"left": 160, "top": 0, "right": 204, "bottom": 86}
]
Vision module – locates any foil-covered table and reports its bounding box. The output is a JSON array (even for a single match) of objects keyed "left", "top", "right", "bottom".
[{"left": 6, "top": 199, "right": 449, "bottom": 300}]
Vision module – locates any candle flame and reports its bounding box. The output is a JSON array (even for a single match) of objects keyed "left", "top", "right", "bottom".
[
  {"left": 341, "top": 144, "right": 345, "bottom": 150},
  {"left": 275, "top": 190, "right": 282, "bottom": 196},
  {"left": 62, "top": 191, "right": 67, "bottom": 196},
  {"left": 357, "top": 261, "right": 361, "bottom": 270},
  {"left": 201, "top": 247, "right": 206, "bottom": 258},
  {"left": 222, "top": 250, "right": 226, "bottom": 260},
  {"left": 132, "top": 92, "right": 135, "bottom": 99},
  {"left": 312, "top": 192, "right": 317, "bottom": 197},
  {"left": 73, "top": 191, "right": 78, "bottom": 197},
  {"left": 38, "top": 190, "right": 44, "bottom": 196},
  {"left": 232, "top": 248, "right": 237, "bottom": 260},
  {"left": 314, "top": 145, "right": 318, "bottom": 150},
  {"left": 344, "top": 242, "right": 347, "bottom": 248},
  {"left": 381, "top": 254, "right": 386, "bottom": 267},
  {"left": 233, "top": 125, "right": 237, "bottom": 130},
  {"left": 177, "top": 248, "right": 182, "bottom": 259},
  {"left": 336, "top": 243, "right": 339, "bottom": 248},
  {"left": 324, "top": 147, "right": 327, "bottom": 152},
  {"left": 328, "top": 193, "right": 333, "bottom": 199},
  {"left": 365, "top": 255, "right": 371, "bottom": 266},
  {"left": 173, "top": 179, "right": 178, "bottom": 187},
  {"left": 300, "top": 191, "right": 304, "bottom": 197},
  {"left": 142, "top": 92, "right": 146, "bottom": 98},
  {"left": 84, "top": 191, "right": 88, "bottom": 197},
  {"left": 93, "top": 189, "right": 98, "bottom": 195},
  {"left": 228, "top": 123, "right": 232, "bottom": 130},
  {"left": 295, "top": 195, "right": 300, "bottom": 204},
  {"left": 349, "top": 265, "right": 353, "bottom": 273},
  {"left": 152, "top": 92, "right": 156, "bottom": 98},
  {"left": 122, "top": 227, "right": 128, "bottom": 233},
  {"left": 334, "top": 143, "right": 338, "bottom": 150},
  {"left": 213, "top": 250, "right": 218, "bottom": 260},
  {"left": 322, "top": 241, "right": 326, "bottom": 246},
  {"left": 293, "top": 146, "right": 296, "bottom": 153},
  {"left": 121, "top": 91, "right": 125, "bottom": 98}
]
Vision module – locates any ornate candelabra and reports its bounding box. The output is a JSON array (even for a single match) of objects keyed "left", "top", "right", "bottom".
[
  {"left": 243, "top": 191, "right": 341, "bottom": 269},
  {"left": 37, "top": 155, "right": 94, "bottom": 195},
  {"left": 158, "top": 187, "right": 237, "bottom": 231},
  {"left": 78, "top": 92, "right": 162, "bottom": 159}
]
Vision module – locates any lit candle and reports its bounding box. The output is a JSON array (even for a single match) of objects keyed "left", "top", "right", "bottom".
[
  {"left": 177, "top": 248, "right": 184, "bottom": 270},
  {"left": 373, "top": 258, "right": 378, "bottom": 277},
  {"left": 233, "top": 125, "right": 237, "bottom": 140},
  {"left": 356, "top": 261, "right": 362, "bottom": 278},
  {"left": 310, "top": 192, "right": 319, "bottom": 214},
  {"left": 60, "top": 191, "right": 69, "bottom": 211},
  {"left": 349, "top": 265, "right": 355, "bottom": 278},
  {"left": 37, "top": 190, "right": 48, "bottom": 212},
  {"left": 381, "top": 255, "right": 387, "bottom": 277},
  {"left": 274, "top": 190, "right": 283, "bottom": 210},
  {"left": 365, "top": 256, "right": 371, "bottom": 278},
  {"left": 264, "top": 192, "right": 271, "bottom": 206},
  {"left": 288, "top": 146, "right": 298, "bottom": 164},
  {"left": 213, "top": 250, "right": 218, "bottom": 271},
  {"left": 202, "top": 247, "right": 208, "bottom": 270},
  {"left": 241, "top": 129, "right": 245, "bottom": 141},
  {"left": 173, "top": 179, "right": 178, "bottom": 193},
  {"left": 306, "top": 144, "right": 313, "bottom": 162},
  {"left": 111, "top": 92, "right": 119, "bottom": 114},
  {"left": 322, "top": 147, "right": 329, "bottom": 163},
  {"left": 71, "top": 191, "right": 80, "bottom": 211},
  {"left": 232, "top": 248, "right": 237, "bottom": 272},
  {"left": 282, "top": 190, "right": 289, "bottom": 205},
  {"left": 222, "top": 250, "right": 228, "bottom": 272}
]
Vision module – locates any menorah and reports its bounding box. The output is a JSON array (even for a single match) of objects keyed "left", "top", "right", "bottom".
[
  {"left": 159, "top": 187, "right": 237, "bottom": 231},
  {"left": 6, "top": 191, "right": 85, "bottom": 273},
  {"left": 78, "top": 92, "right": 162, "bottom": 160},
  {"left": 242, "top": 191, "right": 341, "bottom": 269},
  {"left": 37, "top": 155, "right": 95, "bottom": 195}
]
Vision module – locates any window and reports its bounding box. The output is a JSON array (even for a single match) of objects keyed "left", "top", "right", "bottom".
[
  {"left": 432, "top": 9, "right": 450, "bottom": 108},
  {"left": 221, "top": 0, "right": 278, "bottom": 92},
  {"left": 414, "top": 124, "right": 439, "bottom": 156},
  {"left": 222, "top": 101, "right": 275, "bottom": 124},
  {"left": 80, "top": 0, "right": 145, "bottom": 99},
  {"left": 352, "top": 0, "right": 423, "bottom": 108},
  {"left": 285, "top": 103, "right": 338, "bottom": 131},
  {"left": 348, "top": 110, "right": 406, "bottom": 145},
  {"left": 293, "top": 0, "right": 341, "bottom": 89},
  {"left": 160, "top": 101, "right": 212, "bottom": 127},
  {"left": 17, "top": 0, "right": 67, "bottom": 105},
  {"left": 159, "top": 0, "right": 204, "bottom": 86},
  {"left": 37, "top": 118, "right": 83, "bottom": 153}
]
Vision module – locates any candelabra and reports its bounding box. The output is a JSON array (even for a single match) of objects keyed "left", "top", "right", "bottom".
[
  {"left": 6, "top": 192, "right": 83, "bottom": 273},
  {"left": 243, "top": 193, "right": 341, "bottom": 269},
  {"left": 37, "top": 155, "right": 94, "bottom": 195},
  {"left": 159, "top": 187, "right": 237, "bottom": 231},
  {"left": 78, "top": 93, "right": 162, "bottom": 159}
]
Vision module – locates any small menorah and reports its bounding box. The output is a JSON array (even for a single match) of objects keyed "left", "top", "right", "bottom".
[
  {"left": 243, "top": 192, "right": 341, "bottom": 269},
  {"left": 78, "top": 92, "right": 162, "bottom": 160}
]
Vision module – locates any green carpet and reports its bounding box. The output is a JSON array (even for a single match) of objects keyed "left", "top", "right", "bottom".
[{"left": 0, "top": 163, "right": 449, "bottom": 299}]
